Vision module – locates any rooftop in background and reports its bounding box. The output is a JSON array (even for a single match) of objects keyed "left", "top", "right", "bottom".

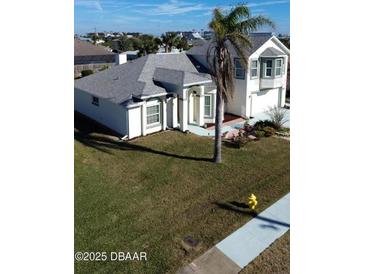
[{"left": 74, "top": 39, "right": 114, "bottom": 57}]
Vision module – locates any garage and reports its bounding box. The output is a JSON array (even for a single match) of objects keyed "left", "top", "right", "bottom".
[{"left": 250, "top": 88, "right": 281, "bottom": 116}]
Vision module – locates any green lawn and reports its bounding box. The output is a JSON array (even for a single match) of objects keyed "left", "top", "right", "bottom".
[{"left": 75, "top": 118, "right": 290, "bottom": 274}]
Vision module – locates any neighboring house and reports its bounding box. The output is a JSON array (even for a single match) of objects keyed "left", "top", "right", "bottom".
[
  {"left": 187, "top": 33, "right": 290, "bottom": 117},
  {"left": 74, "top": 33, "right": 289, "bottom": 139},
  {"left": 178, "top": 31, "right": 206, "bottom": 46},
  {"left": 74, "top": 39, "right": 126, "bottom": 77}
]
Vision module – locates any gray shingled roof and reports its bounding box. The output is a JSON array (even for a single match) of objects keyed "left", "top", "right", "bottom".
[
  {"left": 260, "top": 47, "right": 285, "bottom": 57},
  {"left": 74, "top": 39, "right": 115, "bottom": 64},
  {"left": 187, "top": 32, "right": 273, "bottom": 58},
  {"left": 74, "top": 53, "right": 212, "bottom": 105}
]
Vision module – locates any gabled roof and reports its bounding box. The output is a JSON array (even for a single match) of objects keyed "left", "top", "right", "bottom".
[
  {"left": 74, "top": 39, "right": 114, "bottom": 57},
  {"left": 187, "top": 33, "right": 274, "bottom": 58},
  {"left": 74, "top": 53, "right": 212, "bottom": 105},
  {"left": 260, "top": 47, "right": 285, "bottom": 57}
]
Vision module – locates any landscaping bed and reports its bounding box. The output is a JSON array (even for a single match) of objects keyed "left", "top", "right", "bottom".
[{"left": 75, "top": 127, "right": 290, "bottom": 273}]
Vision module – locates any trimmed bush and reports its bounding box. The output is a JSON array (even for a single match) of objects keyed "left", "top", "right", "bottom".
[
  {"left": 81, "top": 69, "right": 94, "bottom": 77},
  {"left": 262, "top": 126, "right": 276, "bottom": 137},
  {"left": 255, "top": 130, "right": 265, "bottom": 138}
]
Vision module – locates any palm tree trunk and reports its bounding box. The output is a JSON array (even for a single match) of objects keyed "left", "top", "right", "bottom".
[{"left": 213, "top": 89, "right": 223, "bottom": 163}]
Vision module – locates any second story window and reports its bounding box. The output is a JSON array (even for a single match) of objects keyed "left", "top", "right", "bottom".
[
  {"left": 234, "top": 58, "right": 245, "bottom": 79},
  {"left": 250, "top": 60, "right": 258, "bottom": 78},
  {"left": 265, "top": 60, "right": 273, "bottom": 77},
  {"left": 275, "top": 59, "right": 283, "bottom": 76},
  {"left": 92, "top": 96, "right": 99, "bottom": 106}
]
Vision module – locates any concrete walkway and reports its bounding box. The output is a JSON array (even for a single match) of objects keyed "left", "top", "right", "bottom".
[{"left": 177, "top": 193, "right": 290, "bottom": 274}]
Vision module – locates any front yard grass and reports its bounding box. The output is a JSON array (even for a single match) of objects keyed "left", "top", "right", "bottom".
[{"left": 75, "top": 121, "right": 290, "bottom": 274}]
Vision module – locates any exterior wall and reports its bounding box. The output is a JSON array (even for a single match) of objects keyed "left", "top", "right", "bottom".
[
  {"left": 74, "top": 88, "right": 127, "bottom": 135},
  {"left": 250, "top": 88, "right": 280, "bottom": 116},
  {"left": 116, "top": 53, "right": 127, "bottom": 65}
]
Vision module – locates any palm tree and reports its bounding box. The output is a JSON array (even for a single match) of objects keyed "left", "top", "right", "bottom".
[
  {"left": 207, "top": 5, "right": 275, "bottom": 163},
  {"left": 161, "top": 32, "right": 179, "bottom": 52}
]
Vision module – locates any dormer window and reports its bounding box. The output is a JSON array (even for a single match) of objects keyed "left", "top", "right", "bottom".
[
  {"left": 262, "top": 58, "right": 284, "bottom": 78},
  {"left": 234, "top": 58, "right": 245, "bottom": 79}
]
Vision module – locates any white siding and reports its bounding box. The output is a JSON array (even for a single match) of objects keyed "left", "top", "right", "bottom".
[
  {"left": 250, "top": 88, "right": 280, "bottom": 116},
  {"left": 74, "top": 88, "right": 127, "bottom": 135}
]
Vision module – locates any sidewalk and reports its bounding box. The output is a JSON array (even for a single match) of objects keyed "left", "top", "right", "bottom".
[{"left": 177, "top": 193, "right": 290, "bottom": 274}]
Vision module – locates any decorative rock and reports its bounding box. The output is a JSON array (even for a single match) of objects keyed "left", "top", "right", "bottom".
[
  {"left": 248, "top": 135, "right": 257, "bottom": 140},
  {"left": 223, "top": 129, "right": 239, "bottom": 140}
]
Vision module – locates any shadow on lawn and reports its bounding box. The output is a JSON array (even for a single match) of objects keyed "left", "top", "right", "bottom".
[
  {"left": 74, "top": 112, "right": 212, "bottom": 162},
  {"left": 215, "top": 201, "right": 290, "bottom": 228}
]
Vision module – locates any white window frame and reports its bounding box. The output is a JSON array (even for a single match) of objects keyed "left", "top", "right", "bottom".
[
  {"left": 264, "top": 59, "right": 273, "bottom": 78},
  {"left": 250, "top": 60, "right": 258, "bottom": 79},
  {"left": 204, "top": 94, "right": 213, "bottom": 118},
  {"left": 275, "top": 58, "right": 283, "bottom": 77},
  {"left": 234, "top": 58, "right": 245, "bottom": 80},
  {"left": 146, "top": 102, "right": 161, "bottom": 127},
  {"left": 92, "top": 96, "right": 99, "bottom": 106}
]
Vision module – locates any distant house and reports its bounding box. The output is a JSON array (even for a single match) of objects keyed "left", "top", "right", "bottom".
[
  {"left": 178, "top": 31, "right": 206, "bottom": 46},
  {"left": 74, "top": 39, "right": 126, "bottom": 77}
]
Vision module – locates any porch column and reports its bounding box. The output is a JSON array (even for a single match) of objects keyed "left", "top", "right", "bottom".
[
  {"left": 172, "top": 95, "right": 178, "bottom": 128},
  {"left": 179, "top": 89, "right": 188, "bottom": 132},
  {"left": 198, "top": 86, "right": 205, "bottom": 126},
  {"left": 141, "top": 102, "right": 147, "bottom": 136},
  {"left": 162, "top": 97, "right": 167, "bottom": 130}
]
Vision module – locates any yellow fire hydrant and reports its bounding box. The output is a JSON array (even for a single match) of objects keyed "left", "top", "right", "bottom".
[{"left": 248, "top": 193, "right": 258, "bottom": 210}]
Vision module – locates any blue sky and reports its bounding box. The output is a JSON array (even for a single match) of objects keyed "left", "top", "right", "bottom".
[{"left": 75, "top": 0, "right": 290, "bottom": 35}]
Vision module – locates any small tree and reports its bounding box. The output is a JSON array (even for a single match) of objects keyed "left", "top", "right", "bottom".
[{"left": 265, "top": 106, "right": 288, "bottom": 130}]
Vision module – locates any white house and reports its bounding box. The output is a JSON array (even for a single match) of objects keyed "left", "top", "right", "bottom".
[
  {"left": 75, "top": 53, "right": 216, "bottom": 139},
  {"left": 74, "top": 33, "right": 289, "bottom": 139},
  {"left": 187, "top": 32, "right": 290, "bottom": 117}
]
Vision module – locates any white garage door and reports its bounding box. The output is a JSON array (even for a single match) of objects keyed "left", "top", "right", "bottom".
[{"left": 251, "top": 88, "right": 280, "bottom": 116}]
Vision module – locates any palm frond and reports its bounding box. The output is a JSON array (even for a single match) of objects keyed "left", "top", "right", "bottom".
[{"left": 240, "top": 15, "right": 275, "bottom": 33}]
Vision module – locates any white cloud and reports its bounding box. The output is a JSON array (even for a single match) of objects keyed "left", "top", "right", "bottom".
[
  {"left": 247, "top": 0, "right": 289, "bottom": 8},
  {"left": 134, "top": 0, "right": 211, "bottom": 16},
  {"left": 75, "top": 0, "right": 103, "bottom": 12}
]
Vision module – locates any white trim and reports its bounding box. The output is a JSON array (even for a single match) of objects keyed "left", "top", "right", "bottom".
[
  {"left": 250, "top": 60, "right": 259, "bottom": 79},
  {"left": 139, "top": 92, "right": 167, "bottom": 100},
  {"left": 183, "top": 80, "right": 212, "bottom": 87},
  {"left": 146, "top": 102, "right": 161, "bottom": 127},
  {"left": 204, "top": 94, "right": 213, "bottom": 118},
  {"left": 249, "top": 35, "right": 290, "bottom": 59}
]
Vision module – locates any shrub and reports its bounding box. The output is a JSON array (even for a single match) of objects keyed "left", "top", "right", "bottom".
[
  {"left": 98, "top": 65, "right": 109, "bottom": 71},
  {"left": 253, "top": 120, "right": 276, "bottom": 130},
  {"left": 262, "top": 126, "right": 276, "bottom": 137},
  {"left": 81, "top": 69, "right": 94, "bottom": 77},
  {"left": 233, "top": 135, "right": 250, "bottom": 148},
  {"left": 265, "top": 106, "right": 289, "bottom": 130},
  {"left": 255, "top": 130, "right": 265, "bottom": 138}
]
